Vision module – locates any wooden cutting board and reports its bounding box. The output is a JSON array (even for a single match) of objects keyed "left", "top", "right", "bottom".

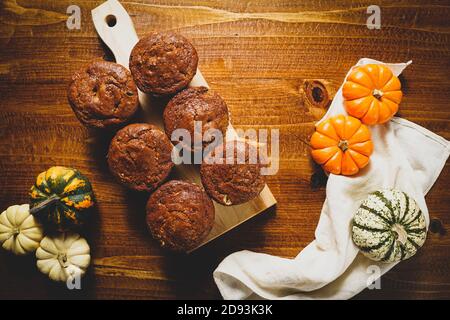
[{"left": 92, "top": 0, "right": 277, "bottom": 252}]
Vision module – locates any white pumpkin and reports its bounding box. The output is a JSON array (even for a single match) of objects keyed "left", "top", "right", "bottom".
[
  {"left": 0, "top": 204, "right": 44, "bottom": 255},
  {"left": 36, "top": 232, "right": 90, "bottom": 282}
]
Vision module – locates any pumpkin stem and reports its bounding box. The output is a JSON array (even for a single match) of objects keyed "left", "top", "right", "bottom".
[
  {"left": 372, "top": 89, "right": 384, "bottom": 99},
  {"left": 57, "top": 252, "right": 68, "bottom": 268},
  {"left": 11, "top": 227, "right": 20, "bottom": 236},
  {"left": 30, "top": 194, "right": 60, "bottom": 215},
  {"left": 392, "top": 224, "right": 408, "bottom": 245},
  {"left": 338, "top": 140, "right": 349, "bottom": 152}
]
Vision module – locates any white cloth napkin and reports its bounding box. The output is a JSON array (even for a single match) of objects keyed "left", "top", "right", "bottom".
[{"left": 213, "top": 58, "right": 450, "bottom": 300}]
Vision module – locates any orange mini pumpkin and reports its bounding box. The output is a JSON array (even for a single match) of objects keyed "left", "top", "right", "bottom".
[
  {"left": 343, "top": 64, "right": 402, "bottom": 125},
  {"left": 310, "top": 114, "right": 373, "bottom": 176}
]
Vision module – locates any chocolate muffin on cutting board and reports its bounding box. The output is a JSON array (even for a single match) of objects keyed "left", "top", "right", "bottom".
[
  {"left": 163, "top": 86, "right": 229, "bottom": 150},
  {"left": 68, "top": 60, "right": 139, "bottom": 130},
  {"left": 146, "top": 180, "right": 215, "bottom": 252},
  {"left": 107, "top": 123, "right": 174, "bottom": 192},
  {"left": 200, "top": 141, "right": 266, "bottom": 206},
  {"left": 129, "top": 32, "right": 198, "bottom": 95}
]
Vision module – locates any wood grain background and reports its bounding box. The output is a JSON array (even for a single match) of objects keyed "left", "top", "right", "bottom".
[{"left": 0, "top": 0, "right": 449, "bottom": 299}]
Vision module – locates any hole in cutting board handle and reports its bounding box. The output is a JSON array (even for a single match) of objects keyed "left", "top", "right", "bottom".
[{"left": 105, "top": 15, "right": 117, "bottom": 27}]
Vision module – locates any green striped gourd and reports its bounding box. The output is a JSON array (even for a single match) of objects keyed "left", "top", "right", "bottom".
[
  {"left": 29, "top": 166, "right": 95, "bottom": 232},
  {"left": 352, "top": 189, "right": 427, "bottom": 263}
]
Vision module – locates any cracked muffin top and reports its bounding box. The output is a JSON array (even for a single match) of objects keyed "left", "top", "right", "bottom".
[
  {"left": 68, "top": 60, "right": 139, "bottom": 130},
  {"left": 129, "top": 32, "right": 198, "bottom": 95},
  {"left": 146, "top": 180, "right": 215, "bottom": 252},
  {"left": 163, "top": 86, "right": 229, "bottom": 151},
  {"left": 200, "top": 141, "right": 266, "bottom": 206},
  {"left": 107, "top": 123, "right": 174, "bottom": 192}
]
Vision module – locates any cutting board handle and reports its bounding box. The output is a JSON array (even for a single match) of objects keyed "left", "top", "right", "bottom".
[
  {"left": 91, "top": 0, "right": 208, "bottom": 86},
  {"left": 91, "top": 0, "right": 138, "bottom": 68}
]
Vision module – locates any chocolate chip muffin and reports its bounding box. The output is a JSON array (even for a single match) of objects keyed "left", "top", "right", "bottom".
[
  {"left": 107, "top": 123, "right": 174, "bottom": 192},
  {"left": 163, "top": 87, "right": 229, "bottom": 150},
  {"left": 200, "top": 141, "right": 266, "bottom": 206},
  {"left": 68, "top": 60, "right": 139, "bottom": 129},
  {"left": 129, "top": 32, "right": 198, "bottom": 95},
  {"left": 146, "top": 180, "right": 215, "bottom": 252}
]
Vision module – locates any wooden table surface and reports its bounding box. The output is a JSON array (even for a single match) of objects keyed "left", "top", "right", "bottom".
[{"left": 0, "top": 0, "right": 449, "bottom": 299}]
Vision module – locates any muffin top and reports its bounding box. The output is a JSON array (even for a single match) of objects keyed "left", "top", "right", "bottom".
[
  {"left": 163, "top": 87, "right": 229, "bottom": 150},
  {"left": 107, "top": 123, "right": 174, "bottom": 192},
  {"left": 146, "top": 180, "right": 215, "bottom": 252},
  {"left": 200, "top": 141, "right": 266, "bottom": 206},
  {"left": 129, "top": 32, "right": 198, "bottom": 95},
  {"left": 68, "top": 60, "right": 139, "bottom": 129}
]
